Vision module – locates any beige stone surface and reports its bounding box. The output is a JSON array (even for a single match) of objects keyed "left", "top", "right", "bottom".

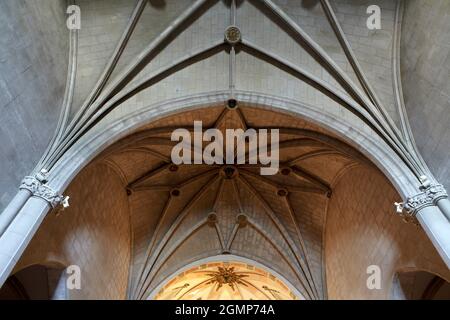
[
  {"left": 401, "top": 0, "right": 450, "bottom": 190},
  {"left": 325, "top": 165, "right": 450, "bottom": 299},
  {"left": 0, "top": 0, "right": 69, "bottom": 211},
  {"left": 14, "top": 163, "right": 131, "bottom": 300}
]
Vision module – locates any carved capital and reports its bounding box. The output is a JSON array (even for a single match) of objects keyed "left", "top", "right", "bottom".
[
  {"left": 398, "top": 184, "right": 448, "bottom": 222},
  {"left": 19, "top": 174, "right": 68, "bottom": 209}
]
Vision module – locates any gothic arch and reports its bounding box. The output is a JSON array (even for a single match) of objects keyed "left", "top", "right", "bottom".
[
  {"left": 0, "top": 262, "right": 68, "bottom": 300},
  {"left": 390, "top": 267, "right": 450, "bottom": 300},
  {"left": 47, "top": 92, "right": 417, "bottom": 199},
  {"left": 147, "top": 254, "right": 305, "bottom": 300}
]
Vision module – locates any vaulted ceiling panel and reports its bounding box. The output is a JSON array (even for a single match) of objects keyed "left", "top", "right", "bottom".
[
  {"left": 72, "top": 0, "right": 138, "bottom": 119},
  {"left": 331, "top": 0, "right": 400, "bottom": 125},
  {"left": 105, "top": 0, "right": 198, "bottom": 86}
]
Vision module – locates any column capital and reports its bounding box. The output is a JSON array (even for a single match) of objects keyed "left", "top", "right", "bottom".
[
  {"left": 19, "top": 170, "right": 69, "bottom": 209},
  {"left": 396, "top": 179, "right": 448, "bottom": 222}
]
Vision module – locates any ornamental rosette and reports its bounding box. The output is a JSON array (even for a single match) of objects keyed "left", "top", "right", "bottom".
[{"left": 225, "top": 25, "right": 241, "bottom": 45}]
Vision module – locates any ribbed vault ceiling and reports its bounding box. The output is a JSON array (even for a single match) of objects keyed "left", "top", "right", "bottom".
[
  {"left": 96, "top": 105, "right": 368, "bottom": 300},
  {"left": 37, "top": 0, "right": 428, "bottom": 301}
]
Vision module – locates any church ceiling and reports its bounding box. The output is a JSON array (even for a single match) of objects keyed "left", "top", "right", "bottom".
[
  {"left": 32, "top": 0, "right": 435, "bottom": 300},
  {"left": 97, "top": 105, "right": 364, "bottom": 300},
  {"left": 1, "top": 0, "right": 450, "bottom": 303},
  {"left": 40, "top": 0, "right": 428, "bottom": 186}
]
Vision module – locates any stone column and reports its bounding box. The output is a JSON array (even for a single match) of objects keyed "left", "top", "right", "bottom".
[
  {"left": 416, "top": 207, "right": 450, "bottom": 267},
  {"left": 436, "top": 198, "right": 450, "bottom": 222},
  {"left": 0, "top": 173, "right": 68, "bottom": 286},
  {"left": 0, "top": 189, "right": 32, "bottom": 237},
  {"left": 0, "top": 170, "right": 57, "bottom": 237},
  {"left": 0, "top": 197, "right": 50, "bottom": 286},
  {"left": 399, "top": 182, "right": 450, "bottom": 268}
]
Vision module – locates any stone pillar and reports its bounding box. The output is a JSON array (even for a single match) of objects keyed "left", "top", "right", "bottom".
[
  {"left": 416, "top": 207, "right": 450, "bottom": 267},
  {"left": 398, "top": 182, "right": 450, "bottom": 268},
  {"left": 0, "top": 170, "right": 62, "bottom": 238},
  {"left": 0, "top": 173, "right": 68, "bottom": 286},
  {"left": 436, "top": 198, "right": 450, "bottom": 222},
  {"left": 0, "top": 189, "right": 31, "bottom": 237},
  {"left": 0, "top": 197, "right": 50, "bottom": 286}
]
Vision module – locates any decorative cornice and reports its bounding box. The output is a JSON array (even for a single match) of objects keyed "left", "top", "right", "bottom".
[
  {"left": 19, "top": 171, "right": 69, "bottom": 209},
  {"left": 396, "top": 180, "right": 448, "bottom": 222}
]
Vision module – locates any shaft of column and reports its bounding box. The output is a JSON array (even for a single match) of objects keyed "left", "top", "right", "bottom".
[
  {"left": 0, "top": 197, "right": 50, "bottom": 287},
  {"left": 436, "top": 198, "right": 450, "bottom": 222},
  {"left": 0, "top": 190, "right": 32, "bottom": 237},
  {"left": 416, "top": 206, "right": 450, "bottom": 268}
]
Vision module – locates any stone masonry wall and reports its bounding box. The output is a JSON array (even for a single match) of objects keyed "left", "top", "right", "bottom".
[
  {"left": 325, "top": 165, "right": 450, "bottom": 299},
  {"left": 0, "top": 0, "right": 69, "bottom": 212},
  {"left": 401, "top": 0, "right": 450, "bottom": 190},
  {"left": 13, "top": 163, "right": 131, "bottom": 300}
]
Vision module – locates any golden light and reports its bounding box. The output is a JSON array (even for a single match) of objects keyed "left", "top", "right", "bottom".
[{"left": 154, "top": 261, "right": 299, "bottom": 300}]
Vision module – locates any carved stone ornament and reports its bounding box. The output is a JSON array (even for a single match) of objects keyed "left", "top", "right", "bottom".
[
  {"left": 205, "top": 267, "right": 248, "bottom": 291},
  {"left": 397, "top": 184, "right": 448, "bottom": 222},
  {"left": 225, "top": 25, "right": 241, "bottom": 45},
  {"left": 19, "top": 173, "right": 69, "bottom": 209}
]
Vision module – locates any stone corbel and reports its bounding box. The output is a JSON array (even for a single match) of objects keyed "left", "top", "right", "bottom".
[
  {"left": 19, "top": 170, "right": 69, "bottom": 211},
  {"left": 395, "top": 176, "right": 448, "bottom": 223}
]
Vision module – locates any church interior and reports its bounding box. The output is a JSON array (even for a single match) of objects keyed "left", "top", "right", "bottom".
[{"left": 0, "top": 0, "right": 449, "bottom": 300}]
